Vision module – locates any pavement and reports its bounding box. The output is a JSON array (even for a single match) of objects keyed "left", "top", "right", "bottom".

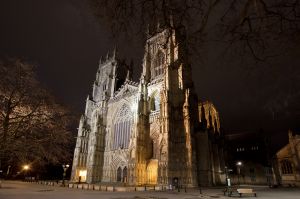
[{"left": 0, "top": 181, "right": 300, "bottom": 199}]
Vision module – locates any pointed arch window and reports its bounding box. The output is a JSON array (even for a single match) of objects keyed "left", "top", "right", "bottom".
[
  {"left": 123, "top": 167, "right": 128, "bottom": 182},
  {"left": 150, "top": 93, "right": 160, "bottom": 111},
  {"left": 281, "top": 159, "right": 293, "bottom": 174},
  {"left": 112, "top": 104, "right": 133, "bottom": 150},
  {"left": 154, "top": 50, "right": 165, "bottom": 77},
  {"left": 117, "top": 167, "right": 122, "bottom": 182}
]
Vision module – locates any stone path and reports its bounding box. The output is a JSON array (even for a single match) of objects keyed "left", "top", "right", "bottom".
[{"left": 1, "top": 181, "right": 300, "bottom": 199}]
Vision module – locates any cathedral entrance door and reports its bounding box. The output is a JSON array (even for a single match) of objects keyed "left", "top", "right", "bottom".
[
  {"left": 147, "top": 159, "right": 158, "bottom": 185},
  {"left": 173, "top": 177, "right": 179, "bottom": 189},
  {"left": 117, "top": 167, "right": 122, "bottom": 182},
  {"left": 123, "top": 167, "right": 127, "bottom": 183}
]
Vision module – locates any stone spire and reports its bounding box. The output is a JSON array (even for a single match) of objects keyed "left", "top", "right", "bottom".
[
  {"left": 106, "top": 51, "right": 109, "bottom": 60},
  {"left": 112, "top": 46, "right": 117, "bottom": 60},
  {"left": 125, "top": 70, "right": 131, "bottom": 82},
  {"left": 156, "top": 21, "right": 160, "bottom": 32},
  {"left": 125, "top": 60, "right": 133, "bottom": 82},
  {"left": 200, "top": 105, "right": 207, "bottom": 130},
  {"left": 84, "top": 95, "right": 90, "bottom": 115},
  {"left": 208, "top": 111, "right": 213, "bottom": 130},
  {"left": 146, "top": 24, "right": 150, "bottom": 37},
  {"left": 214, "top": 118, "right": 219, "bottom": 133},
  {"left": 125, "top": 59, "right": 133, "bottom": 81},
  {"left": 169, "top": 13, "right": 174, "bottom": 28},
  {"left": 289, "top": 129, "right": 294, "bottom": 140}
]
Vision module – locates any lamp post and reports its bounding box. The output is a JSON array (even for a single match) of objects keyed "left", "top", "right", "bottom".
[
  {"left": 236, "top": 161, "right": 242, "bottom": 186},
  {"left": 62, "top": 164, "right": 69, "bottom": 187},
  {"left": 225, "top": 166, "right": 228, "bottom": 186},
  {"left": 23, "top": 165, "right": 30, "bottom": 181}
]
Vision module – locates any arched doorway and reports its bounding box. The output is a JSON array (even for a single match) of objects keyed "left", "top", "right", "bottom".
[
  {"left": 123, "top": 167, "right": 127, "bottom": 183},
  {"left": 117, "top": 167, "right": 122, "bottom": 182},
  {"left": 147, "top": 159, "right": 158, "bottom": 185}
]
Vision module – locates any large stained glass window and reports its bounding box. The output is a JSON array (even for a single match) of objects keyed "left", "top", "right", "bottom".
[{"left": 112, "top": 104, "right": 133, "bottom": 150}]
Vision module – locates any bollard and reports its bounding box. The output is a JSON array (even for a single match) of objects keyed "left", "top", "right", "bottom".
[{"left": 185, "top": 186, "right": 187, "bottom": 193}]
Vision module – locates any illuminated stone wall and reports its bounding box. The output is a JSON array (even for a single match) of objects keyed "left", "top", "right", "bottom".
[
  {"left": 71, "top": 27, "right": 225, "bottom": 187},
  {"left": 275, "top": 130, "right": 300, "bottom": 186}
]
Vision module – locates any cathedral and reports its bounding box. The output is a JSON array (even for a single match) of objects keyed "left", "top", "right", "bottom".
[{"left": 71, "top": 27, "right": 225, "bottom": 187}]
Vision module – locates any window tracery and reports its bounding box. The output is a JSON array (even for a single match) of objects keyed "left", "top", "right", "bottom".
[
  {"left": 154, "top": 50, "right": 164, "bottom": 77},
  {"left": 112, "top": 104, "right": 133, "bottom": 150},
  {"left": 150, "top": 93, "right": 160, "bottom": 111},
  {"left": 281, "top": 159, "right": 293, "bottom": 174}
]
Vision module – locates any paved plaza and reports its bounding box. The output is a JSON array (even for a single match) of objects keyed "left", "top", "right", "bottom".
[{"left": 0, "top": 181, "right": 300, "bottom": 199}]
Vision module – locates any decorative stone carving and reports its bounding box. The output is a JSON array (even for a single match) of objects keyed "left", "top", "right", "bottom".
[{"left": 71, "top": 27, "right": 224, "bottom": 187}]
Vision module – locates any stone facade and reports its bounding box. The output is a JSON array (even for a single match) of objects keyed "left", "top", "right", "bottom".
[
  {"left": 274, "top": 130, "right": 300, "bottom": 186},
  {"left": 71, "top": 28, "right": 224, "bottom": 186}
]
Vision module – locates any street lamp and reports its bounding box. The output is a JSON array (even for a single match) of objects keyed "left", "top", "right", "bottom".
[
  {"left": 62, "top": 164, "right": 70, "bottom": 187},
  {"left": 225, "top": 166, "right": 229, "bottom": 186},
  {"left": 236, "top": 161, "right": 242, "bottom": 186},
  {"left": 23, "top": 165, "right": 29, "bottom": 170},
  {"left": 23, "top": 165, "right": 30, "bottom": 181}
]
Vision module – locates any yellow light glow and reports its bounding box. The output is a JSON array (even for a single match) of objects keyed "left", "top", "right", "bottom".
[
  {"left": 23, "top": 165, "right": 30, "bottom": 170},
  {"left": 147, "top": 159, "right": 158, "bottom": 185},
  {"left": 79, "top": 170, "right": 87, "bottom": 182}
]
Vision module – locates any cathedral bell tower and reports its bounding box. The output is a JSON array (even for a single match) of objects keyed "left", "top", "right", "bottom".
[
  {"left": 92, "top": 49, "right": 118, "bottom": 102},
  {"left": 143, "top": 25, "right": 198, "bottom": 187},
  {"left": 86, "top": 49, "right": 130, "bottom": 183}
]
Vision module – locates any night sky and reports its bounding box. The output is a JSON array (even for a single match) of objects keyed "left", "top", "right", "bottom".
[{"left": 1, "top": 0, "right": 300, "bottom": 150}]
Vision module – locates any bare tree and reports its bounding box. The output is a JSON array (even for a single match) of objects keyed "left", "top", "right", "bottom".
[
  {"left": 89, "top": 0, "right": 300, "bottom": 60},
  {"left": 0, "top": 58, "right": 75, "bottom": 175}
]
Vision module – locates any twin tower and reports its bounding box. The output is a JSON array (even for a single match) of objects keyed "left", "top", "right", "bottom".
[{"left": 71, "top": 27, "right": 224, "bottom": 187}]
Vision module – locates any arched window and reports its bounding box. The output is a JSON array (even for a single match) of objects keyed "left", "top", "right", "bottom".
[
  {"left": 123, "top": 167, "right": 127, "bottom": 182},
  {"left": 281, "top": 159, "right": 293, "bottom": 174},
  {"left": 117, "top": 167, "right": 122, "bottom": 182},
  {"left": 154, "top": 50, "right": 164, "bottom": 77},
  {"left": 150, "top": 94, "right": 160, "bottom": 111},
  {"left": 102, "top": 80, "right": 107, "bottom": 91},
  {"left": 112, "top": 104, "right": 133, "bottom": 150},
  {"left": 154, "top": 95, "right": 160, "bottom": 110}
]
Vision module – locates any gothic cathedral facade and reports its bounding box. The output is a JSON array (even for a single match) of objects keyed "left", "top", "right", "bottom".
[{"left": 71, "top": 28, "right": 225, "bottom": 187}]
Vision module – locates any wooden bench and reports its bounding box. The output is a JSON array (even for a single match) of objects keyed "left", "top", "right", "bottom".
[{"left": 237, "top": 188, "right": 257, "bottom": 197}]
